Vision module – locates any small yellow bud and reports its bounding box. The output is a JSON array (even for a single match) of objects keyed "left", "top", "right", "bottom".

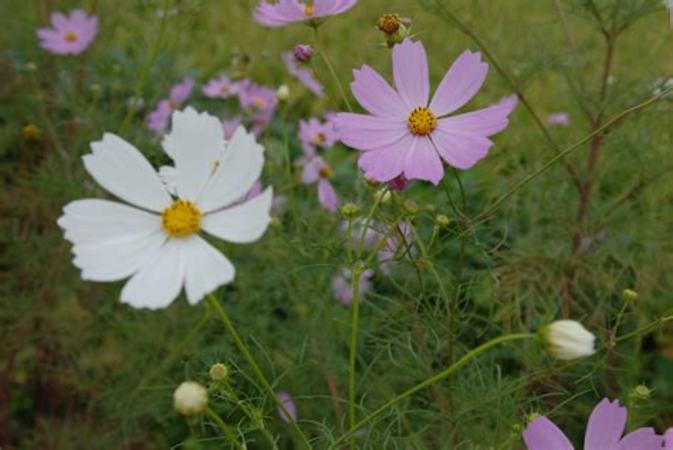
[
  {"left": 631, "top": 384, "right": 651, "bottom": 400},
  {"left": 622, "top": 289, "right": 638, "bottom": 302},
  {"left": 374, "top": 189, "right": 392, "bottom": 204},
  {"left": 209, "top": 363, "right": 229, "bottom": 381},
  {"left": 435, "top": 214, "right": 451, "bottom": 228},
  {"left": 276, "top": 84, "right": 290, "bottom": 102},
  {"left": 22, "top": 123, "right": 40, "bottom": 139},
  {"left": 341, "top": 202, "right": 359, "bottom": 218},
  {"left": 402, "top": 199, "right": 418, "bottom": 216}
]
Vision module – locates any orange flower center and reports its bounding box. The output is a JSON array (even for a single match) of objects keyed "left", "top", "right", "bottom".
[
  {"left": 312, "top": 133, "right": 327, "bottom": 145},
  {"left": 319, "top": 165, "right": 333, "bottom": 178},
  {"left": 65, "top": 31, "right": 78, "bottom": 42},
  {"left": 304, "top": 5, "right": 314, "bottom": 16},
  {"left": 161, "top": 200, "right": 202, "bottom": 238},
  {"left": 407, "top": 107, "right": 437, "bottom": 136}
]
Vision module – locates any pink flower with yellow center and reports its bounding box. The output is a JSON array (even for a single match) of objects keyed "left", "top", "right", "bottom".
[
  {"left": 36, "top": 9, "right": 98, "bottom": 55},
  {"left": 254, "top": 0, "right": 358, "bottom": 28},
  {"left": 301, "top": 156, "right": 340, "bottom": 212},
  {"left": 334, "top": 39, "right": 517, "bottom": 185}
]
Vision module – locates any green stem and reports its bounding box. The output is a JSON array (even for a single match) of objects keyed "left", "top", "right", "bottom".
[
  {"left": 206, "top": 408, "right": 246, "bottom": 450},
  {"left": 347, "top": 268, "right": 364, "bottom": 450},
  {"left": 313, "top": 26, "right": 353, "bottom": 111},
  {"left": 331, "top": 333, "right": 536, "bottom": 449},
  {"left": 206, "top": 294, "right": 312, "bottom": 449},
  {"left": 615, "top": 315, "right": 673, "bottom": 344}
]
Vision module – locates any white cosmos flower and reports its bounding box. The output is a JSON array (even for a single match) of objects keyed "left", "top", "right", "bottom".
[{"left": 58, "top": 107, "right": 273, "bottom": 309}]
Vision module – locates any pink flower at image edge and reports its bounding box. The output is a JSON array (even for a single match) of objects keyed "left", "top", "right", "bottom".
[
  {"left": 37, "top": 9, "right": 98, "bottom": 55},
  {"left": 334, "top": 38, "right": 517, "bottom": 185},
  {"left": 254, "top": 0, "right": 358, "bottom": 27}
]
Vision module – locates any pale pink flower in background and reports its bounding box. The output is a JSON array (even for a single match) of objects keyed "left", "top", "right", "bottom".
[
  {"left": 254, "top": 0, "right": 358, "bottom": 27},
  {"left": 299, "top": 118, "right": 339, "bottom": 155},
  {"left": 334, "top": 39, "right": 517, "bottom": 185},
  {"left": 222, "top": 117, "right": 243, "bottom": 140},
  {"left": 202, "top": 76, "right": 241, "bottom": 99},
  {"left": 331, "top": 268, "right": 374, "bottom": 306},
  {"left": 548, "top": 112, "right": 570, "bottom": 127},
  {"left": 147, "top": 77, "right": 195, "bottom": 134},
  {"left": 301, "top": 156, "right": 340, "bottom": 212},
  {"left": 276, "top": 392, "right": 297, "bottom": 423},
  {"left": 378, "top": 221, "right": 413, "bottom": 275},
  {"left": 283, "top": 52, "right": 324, "bottom": 97},
  {"left": 340, "top": 219, "right": 383, "bottom": 251},
  {"left": 239, "top": 81, "right": 278, "bottom": 135},
  {"left": 523, "top": 398, "right": 662, "bottom": 450},
  {"left": 37, "top": 9, "right": 98, "bottom": 55}
]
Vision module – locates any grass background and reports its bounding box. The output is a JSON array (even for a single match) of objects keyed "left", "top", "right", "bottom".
[{"left": 1, "top": 0, "right": 673, "bottom": 448}]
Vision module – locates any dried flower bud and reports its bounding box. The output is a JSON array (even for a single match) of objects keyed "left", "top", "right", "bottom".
[
  {"left": 541, "top": 320, "right": 596, "bottom": 361},
  {"left": 174, "top": 381, "right": 208, "bottom": 416},
  {"left": 293, "top": 44, "right": 313, "bottom": 63},
  {"left": 209, "top": 363, "right": 229, "bottom": 381},
  {"left": 377, "top": 14, "right": 403, "bottom": 34}
]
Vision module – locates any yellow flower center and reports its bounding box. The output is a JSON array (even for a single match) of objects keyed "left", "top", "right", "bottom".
[
  {"left": 312, "top": 133, "right": 327, "bottom": 145},
  {"left": 161, "top": 200, "right": 202, "bottom": 238},
  {"left": 65, "top": 31, "right": 78, "bottom": 42},
  {"left": 407, "top": 107, "right": 437, "bottom": 136},
  {"left": 319, "top": 165, "right": 333, "bottom": 178},
  {"left": 304, "top": 5, "right": 314, "bottom": 16}
]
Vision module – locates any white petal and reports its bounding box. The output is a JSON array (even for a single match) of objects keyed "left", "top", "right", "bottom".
[
  {"left": 120, "top": 239, "right": 185, "bottom": 309},
  {"left": 196, "top": 126, "right": 264, "bottom": 213},
  {"left": 83, "top": 133, "right": 172, "bottom": 212},
  {"left": 58, "top": 199, "right": 167, "bottom": 281},
  {"left": 159, "top": 165, "right": 178, "bottom": 195},
  {"left": 162, "top": 107, "right": 225, "bottom": 201},
  {"left": 202, "top": 187, "right": 273, "bottom": 243},
  {"left": 183, "top": 236, "right": 235, "bottom": 304}
]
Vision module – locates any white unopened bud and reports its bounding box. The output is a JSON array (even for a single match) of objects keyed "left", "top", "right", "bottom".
[
  {"left": 174, "top": 381, "right": 208, "bottom": 416},
  {"left": 276, "top": 84, "right": 290, "bottom": 101},
  {"left": 541, "top": 320, "right": 596, "bottom": 361}
]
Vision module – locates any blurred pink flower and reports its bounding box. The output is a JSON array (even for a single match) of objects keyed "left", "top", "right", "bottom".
[
  {"left": 283, "top": 52, "right": 324, "bottom": 97},
  {"left": 202, "top": 76, "right": 241, "bottom": 99},
  {"left": 276, "top": 392, "right": 297, "bottom": 423},
  {"left": 147, "top": 77, "right": 195, "bottom": 134},
  {"left": 299, "top": 118, "right": 339, "bottom": 155},
  {"left": 222, "top": 117, "right": 243, "bottom": 140},
  {"left": 301, "top": 156, "right": 340, "bottom": 212},
  {"left": 378, "top": 221, "right": 413, "bottom": 275},
  {"left": 548, "top": 112, "right": 570, "bottom": 127},
  {"left": 37, "top": 9, "right": 98, "bottom": 55},
  {"left": 293, "top": 44, "right": 313, "bottom": 62},
  {"left": 664, "top": 428, "right": 673, "bottom": 449},
  {"left": 254, "top": 0, "right": 358, "bottom": 27},
  {"left": 334, "top": 39, "right": 517, "bottom": 185},
  {"left": 524, "top": 398, "right": 662, "bottom": 450},
  {"left": 239, "top": 82, "right": 278, "bottom": 136},
  {"left": 331, "top": 268, "right": 374, "bottom": 306}
]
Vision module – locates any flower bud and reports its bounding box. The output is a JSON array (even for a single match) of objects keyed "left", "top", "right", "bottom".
[
  {"left": 209, "top": 363, "right": 229, "bottom": 381},
  {"left": 173, "top": 381, "right": 208, "bottom": 416},
  {"left": 541, "top": 320, "right": 596, "bottom": 361},
  {"left": 341, "top": 202, "right": 359, "bottom": 218},
  {"left": 22, "top": 123, "right": 40, "bottom": 140},
  {"left": 293, "top": 44, "right": 313, "bottom": 63},
  {"left": 402, "top": 199, "right": 418, "bottom": 216},
  {"left": 377, "top": 14, "right": 403, "bottom": 34},
  {"left": 630, "top": 384, "right": 651, "bottom": 400},
  {"left": 621, "top": 288, "right": 638, "bottom": 302},
  {"left": 373, "top": 189, "right": 391, "bottom": 204},
  {"left": 276, "top": 84, "right": 290, "bottom": 102},
  {"left": 435, "top": 214, "right": 451, "bottom": 228}
]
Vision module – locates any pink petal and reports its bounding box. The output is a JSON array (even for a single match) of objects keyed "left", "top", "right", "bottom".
[
  {"left": 50, "top": 12, "right": 69, "bottom": 30},
  {"left": 403, "top": 136, "right": 444, "bottom": 184},
  {"left": 617, "top": 428, "right": 662, "bottom": 450},
  {"left": 523, "top": 417, "right": 573, "bottom": 450},
  {"left": 392, "top": 39, "right": 430, "bottom": 109},
  {"left": 438, "top": 95, "right": 517, "bottom": 137},
  {"left": 301, "top": 157, "right": 324, "bottom": 185},
  {"left": 430, "top": 50, "right": 489, "bottom": 116},
  {"left": 664, "top": 429, "right": 673, "bottom": 450},
  {"left": 318, "top": 178, "right": 340, "bottom": 212},
  {"left": 358, "top": 133, "right": 414, "bottom": 182},
  {"left": 276, "top": 392, "right": 297, "bottom": 423},
  {"left": 333, "top": 113, "right": 407, "bottom": 151},
  {"left": 583, "top": 398, "right": 627, "bottom": 450},
  {"left": 351, "top": 65, "right": 408, "bottom": 118},
  {"left": 431, "top": 127, "right": 494, "bottom": 170}
]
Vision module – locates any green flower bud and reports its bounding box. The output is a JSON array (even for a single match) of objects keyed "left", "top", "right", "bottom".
[
  {"left": 621, "top": 289, "right": 638, "bottom": 302},
  {"left": 209, "top": 363, "right": 229, "bottom": 381}
]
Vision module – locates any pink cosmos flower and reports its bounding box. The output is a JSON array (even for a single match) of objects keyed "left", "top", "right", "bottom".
[
  {"left": 378, "top": 221, "right": 413, "bottom": 275},
  {"left": 331, "top": 268, "right": 374, "bottom": 306},
  {"left": 523, "top": 398, "right": 662, "bottom": 450},
  {"left": 202, "top": 76, "right": 241, "bottom": 99},
  {"left": 334, "top": 39, "right": 517, "bottom": 185},
  {"left": 239, "top": 82, "right": 278, "bottom": 130},
  {"left": 301, "top": 156, "right": 340, "bottom": 212},
  {"left": 548, "top": 112, "right": 570, "bottom": 127},
  {"left": 664, "top": 428, "right": 673, "bottom": 449},
  {"left": 147, "top": 77, "right": 195, "bottom": 134},
  {"left": 37, "top": 9, "right": 98, "bottom": 55},
  {"left": 222, "top": 117, "right": 243, "bottom": 140},
  {"left": 254, "top": 0, "right": 358, "bottom": 28},
  {"left": 283, "top": 52, "right": 324, "bottom": 97},
  {"left": 299, "top": 118, "right": 339, "bottom": 155},
  {"left": 276, "top": 392, "right": 297, "bottom": 423}
]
